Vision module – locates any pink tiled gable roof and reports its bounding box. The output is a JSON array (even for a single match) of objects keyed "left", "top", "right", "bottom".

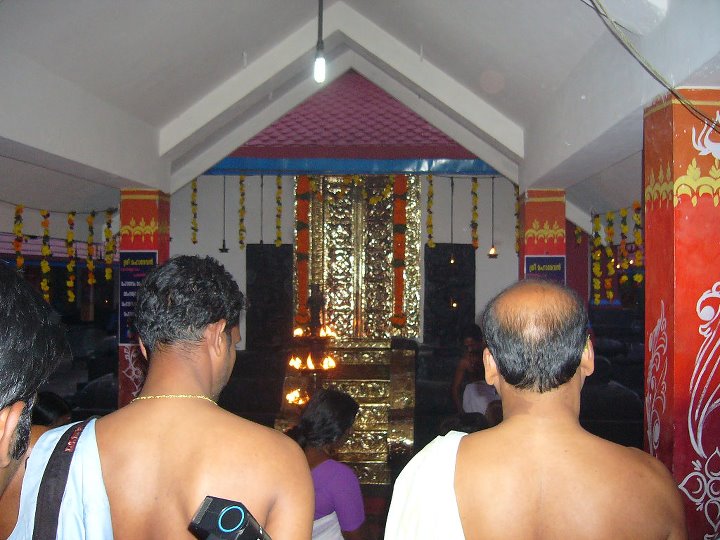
[{"left": 230, "top": 70, "right": 476, "bottom": 160}]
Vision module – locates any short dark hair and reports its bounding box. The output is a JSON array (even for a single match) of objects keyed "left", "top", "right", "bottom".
[
  {"left": 0, "top": 263, "right": 68, "bottom": 457},
  {"left": 288, "top": 388, "right": 359, "bottom": 449},
  {"left": 462, "top": 323, "right": 483, "bottom": 343},
  {"left": 481, "top": 279, "right": 587, "bottom": 393},
  {"left": 134, "top": 256, "right": 245, "bottom": 354}
]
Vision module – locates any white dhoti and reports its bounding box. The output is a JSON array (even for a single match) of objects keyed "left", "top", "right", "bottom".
[{"left": 312, "top": 511, "right": 343, "bottom": 540}]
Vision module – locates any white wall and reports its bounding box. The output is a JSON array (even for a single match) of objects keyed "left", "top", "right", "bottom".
[{"left": 169, "top": 175, "right": 519, "bottom": 344}]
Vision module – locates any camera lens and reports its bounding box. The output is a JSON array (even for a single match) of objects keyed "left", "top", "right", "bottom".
[{"left": 217, "top": 505, "right": 246, "bottom": 533}]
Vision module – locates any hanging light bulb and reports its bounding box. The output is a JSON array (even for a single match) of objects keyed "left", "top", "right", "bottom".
[
  {"left": 488, "top": 176, "right": 499, "bottom": 259},
  {"left": 313, "top": 0, "right": 326, "bottom": 83}
]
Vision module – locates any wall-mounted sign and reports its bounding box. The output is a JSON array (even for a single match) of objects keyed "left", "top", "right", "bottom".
[
  {"left": 118, "top": 250, "right": 157, "bottom": 346},
  {"left": 524, "top": 255, "right": 566, "bottom": 284}
]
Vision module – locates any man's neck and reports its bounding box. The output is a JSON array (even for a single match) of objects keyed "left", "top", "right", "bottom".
[
  {"left": 498, "top": 377, "right": 583, "bottom": 428},
  {"left": 139, "top": 345, "right": 216, "bottom": 399}
]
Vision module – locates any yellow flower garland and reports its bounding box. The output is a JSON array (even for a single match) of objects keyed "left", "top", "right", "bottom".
[
  {"left": 104, "top": 210, "right": 115, "bottom": 281},
  {"left": 238, "top": 176, "right": 246, "bottom": 249},
  {"left": 191, "top": 178, "right": 198, "bottom": 245},
  {"left": 591, "top": 215, "right": 602, "bottom": 305},
  {"left": 13, "top": 205, "right": 24, "bottom": 270},
  {"left": 470, "top": 177, "right": 479, "bottom": 250},
  {"left": 275, "top": 175, "right": 282, "bottom": 247},
  {"left": 426, "top": 174, "right": 435, "bottom": 248},
  {"left": 40, "top": 210, "right": 51, "bottom": 302},
  {"left": 66, "top": 212, "right": 76, "bottom": 303},
  {"left": 87, "top": 212, "right": 96, "bottom": 286}
]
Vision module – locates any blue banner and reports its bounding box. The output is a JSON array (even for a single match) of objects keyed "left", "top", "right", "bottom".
[{"left": 524, "top": 255, "right": 566, "bottom": 284}]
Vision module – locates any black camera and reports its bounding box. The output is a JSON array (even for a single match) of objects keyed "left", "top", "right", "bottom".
[{"left": 189, "top": 496, "right": 272, "bottom": 540}]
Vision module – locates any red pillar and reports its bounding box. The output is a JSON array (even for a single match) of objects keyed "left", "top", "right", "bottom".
[
  {"left": 117, "top": 189, "right": 170, "bottom": 407},
  {"left": 643, "top": 89, "right": 720, "bottom": 539},
  {"left": 518, "top": 189, "right": 567, "bottom": 283}
]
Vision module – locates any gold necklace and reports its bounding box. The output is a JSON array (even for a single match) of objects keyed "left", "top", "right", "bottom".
[{"left": 131, "top": 394, "right": 216, "bottom": 404}]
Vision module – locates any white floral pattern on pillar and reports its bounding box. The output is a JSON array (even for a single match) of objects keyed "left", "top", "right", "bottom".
[
  {"left": 645, "top": 301, "right": 668, "bottom": 457},
  {"left": 121, "top": 344, "right": 146, "bottom": 398},
  {"left": 678, "top": 281, "right": 720, "bottom": 539}
]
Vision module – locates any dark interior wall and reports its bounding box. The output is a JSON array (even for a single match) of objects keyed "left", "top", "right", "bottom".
[
  {"left": 245, "top": 243, "right": 293, "bottom": 350},
  {"left": 422, "top": 243, "right": 476, "bottom": 347},
  {"left": 566, "top": 219, "right": 589, "bottom": 303}
]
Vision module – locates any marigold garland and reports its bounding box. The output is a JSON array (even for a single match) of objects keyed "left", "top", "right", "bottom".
[
  {"left": 13, "top": 205, "right": 24, "bottom": 270},
  {"left": 632, "top": 200, "right": 643, "bottom": 280},
  {"left": 470, "top": 177, "right": 479, "bottom": 250},
  {"left": 275, "top": 175, "right": 283, "bottom": 247},
  {"left": 40, "top": 210, "right": 51, "bottom": 302},
  {"left": 238, "top": 176, "right": 246, "bottom": 249},
  {"left": 191, "top": 178, "right": 198, "bottom": 244},
  {"left": 574, "top": 226, "right": 583, "bottom": 245},
  {"left": 426, "top": 174, "right": 435, "bottom": 248},
  {"left": 603, "top": 212, "right": 616, "bottom": 301},
  {"left": 368, "top": 177, "right": 393, "bottom": 206},
  {"left": 86, "top": 212, "right": 96, "bottom": 286},
  {"left": 591, "top": 215, "right": 602, "bottom": 305},
  {"left": 104, "top": 210, "right": 115, "bottom": 281},
  {"left": 295, "top": 176, "right": 311, "bottom": 326},
  {"left": 66, "top": 212, "right": 76, "bottom": 303},
  {"left": 391, "top": 175, "right": 408, "bottom": 329}
]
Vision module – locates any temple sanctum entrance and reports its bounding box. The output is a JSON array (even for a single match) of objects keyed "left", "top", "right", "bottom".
[{"left": 275, "top": 174, "right": 421, "bottom": 485}]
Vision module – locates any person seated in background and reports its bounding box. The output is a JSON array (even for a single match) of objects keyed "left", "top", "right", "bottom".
[
  {"left": 0, "top": 264, "right": 68, "bottom": 537},
  {"left": 288, "top": 388, "right": 370, "bottom": 540},
  {"left": 438, "top": 412, "right": 488, "bottom": 435},
  {"left": 31, "top": 391, "right": 72, "bottom": 428},
  {"left": 385, "top": 279, "right": 686, "bottom": 539},
  {"left": 10, "top": 256, "right": 314, "bottom": 539},
  {"left": 451, "top": 324, "right": 498, "bottom": 415},
  {"left": 484, "top": 399, "right": 503, "bottom": 427}
]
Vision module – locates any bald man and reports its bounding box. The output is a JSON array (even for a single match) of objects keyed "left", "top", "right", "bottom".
[{"left": 385, "top": 279, "right": 686, "bottom": 539}]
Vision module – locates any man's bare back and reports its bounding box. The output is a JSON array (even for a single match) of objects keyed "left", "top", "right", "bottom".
[
  {"left": 96, "top": 399, "right": 312, "bottom": 540},
  {"left": 455, "top": 417, "right": 686, "bottom": 539}
]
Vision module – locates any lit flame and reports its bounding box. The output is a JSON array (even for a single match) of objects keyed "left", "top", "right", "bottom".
[
  {"left": 319, "top": 325, "right": 337, "bottom": 338},
  {"left": 322, "top": 356, "right": 336, "bottom": 370},
  {"left": 293, "top": 327, "right": 304, "bottom": 337},
  {"left": 306, "top": 354, "right": 315, "bottom": 370},
  {"left": 289, "top": 355, "right": 302, "bottom": 370},
  {"left": 286, "top": 388, "right": 309, "bottom": 405}
]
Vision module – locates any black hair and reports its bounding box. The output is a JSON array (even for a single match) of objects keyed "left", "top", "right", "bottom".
[
  {"left": 287, "top": 388, "right": 359, "bottom": 449},
  {"left": 0, "top": 263, "right": 68, "bottom": 458},
  {"left": 461, "top": 323, "right": 483, "bottom": 343},
  {"left": 481, "top": 279, "right": 588, "bottom": 393},
  {"left": 31, "top": 391, "right": 71, "bottom": 426},
  {"left": 134, "top": 256, "right": 245, "bottom": 354}
]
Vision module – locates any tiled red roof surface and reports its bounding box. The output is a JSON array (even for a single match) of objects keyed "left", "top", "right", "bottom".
[{"left": 230, "top": 70, "right": 476, "bottom": 160}]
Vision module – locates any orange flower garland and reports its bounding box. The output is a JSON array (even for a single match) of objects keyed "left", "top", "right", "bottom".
[
  {"left": 470, "top": 177, "right": 479, "bottom": 250},
  {"left": 40, "top": 210, "right": 51, "bottom": 302},
  {"left": 87, "top": 211, "right": 96, "bottom": 286},
  {"left": 426, "top": 174, "right": 435, "bottom": 248},
  {"left": 295, "top": 176, "right": 311, "bottom": 326},
  {"left": 238, "top": 175, "right": 246, "bottom": 249},
  {"left": 104, "top": 210, "right": 115, "bottom": 281},
  {"left": 391, "top": 175, "right": 407, "bottom": 329},
  {"left": 13, "top": 205, "right": 24, "bottom": 270},
  {"left": 66, "top": 212, "right": 76, "bottom": 303}
]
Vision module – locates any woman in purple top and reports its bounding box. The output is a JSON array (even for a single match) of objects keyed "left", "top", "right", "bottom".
[{"left": 288, "top": 389, "right": 370, "bottom": 540}]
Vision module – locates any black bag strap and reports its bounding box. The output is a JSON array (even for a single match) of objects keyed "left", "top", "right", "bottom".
[{"left": 32, "top": 418, "right": 95, "bottom": 540}]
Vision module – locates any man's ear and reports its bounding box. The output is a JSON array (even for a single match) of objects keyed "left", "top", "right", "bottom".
[
  {"left": 579, "top": 337, "right": 595, "bottom": 378},
  {"left": 204, "top": 319, "right": 228, "bottom": 359},
  {"left": 483, "top": 348, "right": 500, "bottom": 387},
  {"left": 0, "top": 401, "right": 26, "bottom": 467}
]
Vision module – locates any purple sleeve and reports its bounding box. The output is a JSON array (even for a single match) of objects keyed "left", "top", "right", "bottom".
[{"left": 327, "top": 461, "right": 365, "bottom": 531}]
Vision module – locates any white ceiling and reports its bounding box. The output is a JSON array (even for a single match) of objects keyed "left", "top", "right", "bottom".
[{"left": 0, "top": 0, "right": 718, "bottom": 221}]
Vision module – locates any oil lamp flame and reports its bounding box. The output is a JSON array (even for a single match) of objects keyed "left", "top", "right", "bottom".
[
  {"left": 286, "top": 388, "right": 309, "bottom": 405},
  {"left": 322, "top": 356, "right": 336, "bottom": 370},
  {"left": 293, "top": 327, "right": 304, "bottom": 337},
  {"left": 306, "top": 354, "right": 315, "bottom": 370}
]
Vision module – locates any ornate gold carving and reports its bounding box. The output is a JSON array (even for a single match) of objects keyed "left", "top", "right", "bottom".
[
  {"left": 403, "top": 175, "right": 421, "bottom": 337},
  {"left": 348, "top": 462, "right": 391, "bottom": 485},
  {"left": 119, "top": 217, "right": 159, "bottom": 241},
  {"left": 523, "top": 219, "right": 566, "bottom": 244},
  {"left": 644, "top": 163, "right": 673, "bottom": 208},
  {"left": 674, "top": 158, "right": 720, "bottom": 207}
]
